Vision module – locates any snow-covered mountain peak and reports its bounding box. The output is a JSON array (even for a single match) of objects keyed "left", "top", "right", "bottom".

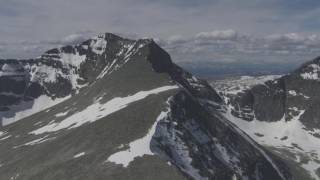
[
  {"left": 89, "top": 33, "right": 108, "bottom": 55},
  {"left": 0, "top": 33, "right": 296, "bottom": 180},
  {"left": 0, "top": 33, "right": 157, "bottom": 126},
  {"left": 297, "top": 57, "right": 320, "bottom": 81}
]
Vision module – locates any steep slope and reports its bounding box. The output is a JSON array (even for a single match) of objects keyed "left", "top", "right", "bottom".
[
  {"left": 0, "top": 33, "right": 290, "bottom": 180},
  {"left": 212, "top": 63, "right": 320, "bottom": 180}
]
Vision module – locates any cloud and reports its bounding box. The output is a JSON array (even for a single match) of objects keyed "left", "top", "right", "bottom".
[
  {"left": 195, "top": 30, "right": 239, "bottom": 41},
  {"left": 1, "top": 28, "right": 320, "bottom": 66},
  {"left": 60, "top": 34, "right": 87, "bottom": 45},
  {"left": 0, "top": 0, "right": 320, "bottom": 72},
  {"left": 0, "top": 31, "right": 95, "bottom": 59},
  {"left": 263, "top": 33, "right": 320, "bottom": 53},
  {"left": 157, "top": 30, "right": 320, "bottom": 65},
  {"left": 0, "top": 1, "right": 33, "bottom": 17},
  {"left": 1, "top": 0, "right": 319, "bottom": 44}
]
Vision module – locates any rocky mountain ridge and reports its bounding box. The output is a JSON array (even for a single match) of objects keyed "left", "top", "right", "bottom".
[{"left": 211, "top": 62, "right": 320, "bottom": 180}]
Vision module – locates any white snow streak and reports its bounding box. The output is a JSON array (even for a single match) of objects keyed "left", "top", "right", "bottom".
[
  {"left": 2, "top": 95, "right": 70, "bottom": 126},
  {"left": 31, "top": 85, "right": 178, "bottom": 135},
  {"left": 55, "top": 110, "right": 70, "bottom": 117},
  {"left": 106, "top": 108, "right": 169, "bottom": 167},
  {"left": 23, "top": 136, "right": 55, "bottom": 146},
  {"left": 0, "top": 131, "right": 6, "bottom": 137},
  {"left": 13, "top": 135, "right": 55, "bottom": 148},
  {"left": 73, "top": 152, "right": 86, "bottom": 158},
  {"left": 0, "top": 135, "right": 11, "bottom": 141}
]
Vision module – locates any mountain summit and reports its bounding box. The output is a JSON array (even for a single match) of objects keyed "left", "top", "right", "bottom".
[{"left": 0, "top": 33, "right": 292, "bottom": 180}]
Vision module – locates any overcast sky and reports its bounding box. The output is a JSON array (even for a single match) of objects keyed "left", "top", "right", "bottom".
[{"left": 1, "top": 0, "right": 320, "bottom": 70}]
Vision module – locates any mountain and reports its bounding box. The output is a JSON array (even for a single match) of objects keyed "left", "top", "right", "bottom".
[
  {"left": 0, "top": 33, "right": 292, "bottom": 180},
  {"left": 211, "top": 61, "right": 320, "bottom": 180}
]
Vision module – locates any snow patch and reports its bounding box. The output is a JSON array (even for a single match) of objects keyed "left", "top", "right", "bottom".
[
  {"left": 212, "top": 75, "right": 282, "bottom": 95},
  {"left": 187, "top": 76, "right": 205, "bottom": 89},
  {"left": 97, "top": 58, "right": 118, "bottom": 79},
  {"left": 60, "top": 52, "right": 86, "bottom": 68},
  {"left": 9, "top": 173, "right": 19, "bottom": 180},
  {"left": 214, "top": 141, "right": 239, "bottom": 166},
  {"left": 163, "top": 124, "right": 209, "bottom": 180},
  {"left": 288, "top": 90, "right": 310, "bottom": 99},
  {"left": 224, "top": 108, "right": 320, "bottom": 154},
  {"left": 55, "top": 110, "right": 70, "bottom": 117},
  {"left": 31, "top": 85, "right": 178, "bottom": 135},
  {"left": 222, "top": 111, "right": 287, "bottom": 180},
  {"left": 27, "top": 64, "right": 61, "bottom": 83},
  {"left": 90, "top": 34, "right": 107, "bottom": 55},
  {"left": 73, "top": 152, "right": 86, "bottom": 158},
  {"left": 2, "top": 95, "right": 70, "bottom": 126},
  {"left": 15, "top": 135, "right": 55, "bottom": 148},
  {"left": 301, "top": 160, "right": 320, "bottom": 180},
  {"left": 0, "top": 135, "right": 12, "bottom": 141},
  {"left": 224, "top": 105, "right": 320, "bottom": 179},
  {"left": 288, "top": 90, "right": 297, "bottom": 96},
  {"left": 0, "top": 92, "right": 22, "bottom": 98},
  {"left": 301, "top": 64, "right": 320, "bottom": 80},
  {"left": 36, "top": 47, "right": 88, "bottom": 89},
  {"left": 106, "top": 107, "right": 170, "bottom": 167},
  {"left": 96, "top": 41, "right": 146, "bottom": 79},
  {"left": 0, "top": 131, "right": 6, "bottom": 137}
]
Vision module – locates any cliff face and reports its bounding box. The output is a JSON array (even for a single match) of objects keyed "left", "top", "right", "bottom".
[{"left": 229, "top": 57, "right": 320, "bottom": 131}]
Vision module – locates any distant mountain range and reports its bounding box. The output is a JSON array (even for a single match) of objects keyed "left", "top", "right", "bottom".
[{"left": 0, "top": 33, "right": 319, "bottom": 180}]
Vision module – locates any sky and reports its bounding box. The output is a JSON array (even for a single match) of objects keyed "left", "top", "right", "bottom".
[{"left": 1, "top": 0, "right": 320, "bottom": 75}]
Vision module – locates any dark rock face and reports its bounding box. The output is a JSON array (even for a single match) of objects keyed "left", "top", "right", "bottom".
[
  {"left": 229, "top": 91, "right": 255, "bottom": 121},
  {"left": 284, "top": 57, "right": 320, "bottom": 130},
  {"left": 169, "top": 64, "right": 223, "bottom": 103},
  {"left": 226, "top": 57, "right": 320, "bottom": 130},
  {"left": 147, "top": 41, "right": 173, "bottom": 73},
  {"left": 152, "top": 90, "right": 289, "bottom": 180},
  {"left": 227, "top": 77, "right": 286, "bottom": 122},
  {"left": 0, "top": 33, "right": 291, "bottom": 180},
  {"left": 250, "top": 78, "right": 286, "bottom": 122}
]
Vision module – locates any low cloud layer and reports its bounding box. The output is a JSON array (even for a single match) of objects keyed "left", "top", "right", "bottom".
[
  {"left": 1, "top": 29, "right": 320, "bottom": 70},
  {"left": 158, "top": 30, "right": 320, "bottom": 65},
  {"left": 0, "top": 31, "right": 95, "bottom": 58},
  {"left": 1, "top": 0, "right": 320, "bottom": 69}
]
